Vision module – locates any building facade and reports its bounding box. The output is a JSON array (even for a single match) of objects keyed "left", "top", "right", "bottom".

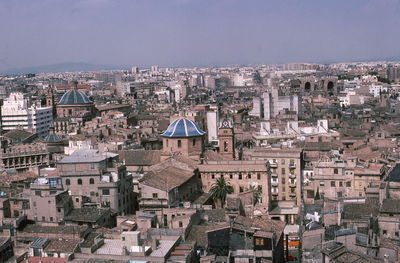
[
  {"left": 1, "top": 92, "right": 53, "bottom": 137},
  {"left": 58, "top": 150, "right": 134, "bottom": 215}
]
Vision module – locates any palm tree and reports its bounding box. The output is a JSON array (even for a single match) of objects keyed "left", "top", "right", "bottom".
[
  {"left": 246, "top": 185, "right": 261, "bottom": 205},
  {"left": 209, "top": 177, "right": 234, "bottom": 208}
]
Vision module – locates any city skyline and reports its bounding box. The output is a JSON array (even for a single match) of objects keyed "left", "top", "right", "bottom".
[{"left": 1, "top": 0, "right": 400, "bottom": 73}]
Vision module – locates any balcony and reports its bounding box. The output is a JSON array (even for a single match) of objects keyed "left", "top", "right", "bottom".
[
  {"left": 271, "top": 173, "right": 278, "bottom": 178},
  {"left": 289, "top": 192, "right": 296, "bottom": 197},
  {"left": 271, "top": 181, "right": 279, "bottom": 187},
  {"left": 289, "top": 174, "right": 296, "bottom": 179},
  {"left": 272, "top": 192, "right": 279, "bottom": 196},
  {"left": 270, "top": 162, "right": 278, "bottom": 168},
  {"left": 289, "top": 181, "right": 296, "bottom": 188},
  {"left": 139, "top": 198, "right": 169, "bottom": 208},
  {"left": 288, "top": 163, "right": 296, "bottom": 169}
]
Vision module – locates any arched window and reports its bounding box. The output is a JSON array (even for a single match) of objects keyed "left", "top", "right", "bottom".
[
  {"left": 89, "top": 178, "right": 94, "bottom": 184},
  {"left": 66, "top": 179, "right": 70, "bottom": 185},
  {"left": 78, "top": 179, "right": 83, "bottom": 185}
]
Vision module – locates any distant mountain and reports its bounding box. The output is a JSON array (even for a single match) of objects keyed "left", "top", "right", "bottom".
[{"left": 3, "top": 62, "right": 125, "bottom": 75}]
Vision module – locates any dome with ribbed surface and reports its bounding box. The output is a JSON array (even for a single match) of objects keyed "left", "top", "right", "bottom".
[
  {"left": 161, "top": 118, "right": 206, "bottom": 137},
  {"left": 58, "top": 90, "right": 92, "bottom": 105},
  {"left": 43, "top": 133, "right": 62, "bottom": 143}
]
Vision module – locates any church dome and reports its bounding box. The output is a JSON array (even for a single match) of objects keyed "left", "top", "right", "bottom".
[
  {"left": 58, "top": 90, "right": 92, "bottom": 105},
  {"left": 43, "top": 133, "right": 62, "bottom": 143},
  {"left": 161, "top": 118, "right": 206, "bottom": 138}
]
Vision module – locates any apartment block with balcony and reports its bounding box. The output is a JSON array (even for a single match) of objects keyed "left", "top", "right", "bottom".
[{"left": 243, "top": 147, "right": 303, "bottom": 224}]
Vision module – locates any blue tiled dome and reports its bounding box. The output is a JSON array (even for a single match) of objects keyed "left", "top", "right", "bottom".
[
  {"left": 58, "top": 90, "right": 92, "bottom": 105},
  {"left": 162, "top": 118, "right": 206, "bottom": 137}
]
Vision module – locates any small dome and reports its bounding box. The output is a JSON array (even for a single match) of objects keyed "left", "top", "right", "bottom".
[
  {"left": 162, "top": 118, "right": 206, "bottom": 138},
  {"left": 43, "top": 134, "right": 62, "bottom": 143},
  {"left": 58, "top": 90, "right": 92, "bottom": 105}
]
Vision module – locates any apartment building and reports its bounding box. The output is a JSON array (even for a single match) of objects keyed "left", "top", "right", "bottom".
[
  {"left": 1, "top": 92, "right": 53, "bottom": 137},
  {"left": 57, "top": 149, "right": 134, "bottom": 215},
  {"left": 198, "top": 160, "right": 271, "bottom": 213}
]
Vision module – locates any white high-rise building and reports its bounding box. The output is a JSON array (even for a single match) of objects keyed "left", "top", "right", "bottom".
[
  {"left": 1, "top": 92, "right": 53, "bottom": 137},
  {"left": 249, "top": 89, "right": 299, "bottom": 120}
]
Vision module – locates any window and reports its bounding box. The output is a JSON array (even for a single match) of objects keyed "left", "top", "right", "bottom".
[
  {"left": 320, "top": 181, "right": 325, "bottom": 186},
  {"left": 211, "top": 174, "right": 215, "bottom": 179},
  {"left": 179, "top": 221, "right": 183, "bottom": 227},
  {"left": 230, "top": 174, "right": 233, "bottom": 179},
  {"left": 177, "top": 140, "right": 182, "bottom": 148},
  {"left": 75, "top": 198, "right": 79, "bottom": 203},
  {"left": 122, "top": 237, "right": 125, "bottom": 241},
  {"left": 346, "top": 181, "right": 351, "bottom": 187},
  {"left": 35, "top": 191, "right": 41, "bottom": 196},
  {"left": 102, "top": 189, "right": 110, "bottom": 195},
  {"left": 78, "top": 179, "right": 83, "bottom": 185},
  {"left": 239, "top": 186, "right": 244, "bottom": 193},
  {"left": 383, "top": 230, "right": 387, "bottom": 235},
  {"left": 281, "top": 159, "right": 285, "bottom": 165},
  {"left": 166, "top": 139, "right": 168, "bottom": 147},
  {"left": 282, "top": 178, "right": 285, "bottom": 184},
  {"left": 42, "top": 216, "right": 45, "bottom": 221},
  {"left": 239, "top": 173, "right": 242, "bottom": 180},
  {"left": 152, "top": 193, "right": 158, "bottom": 198},
  {"left": 257, "top": 173, "right": 261, "bottom": 180},
  {"left": 281, "top": 168, "right": 286, "bottom": 175},
  {"left": 396, "top": 232, "right": 399, "bottom": 237},
  {"left": 192, "top": 139, "right": 196, "bottom": 146},
  {"left": 224, "top": 141, "right": 228, "bottom": 152},
  {"left": 331, "top": 181, "right": 335, "bottom": 187},
  {"left": 255, "top": 238, "right": 264, "bottom": 246},
  {"left": 90, "top": 163, "right": 95, "bottom": 169},
  {"left": 339, "top": 181, "right": 343, "bottom": 187},
  {"left": 334, "top": 168, "right": 338, "bottom": 174},
  {"left": 248, "top": 173, "right": 251, "bottom": 179},
  {"left": 307, "top": 190, "right": 314, "bottom": 199},
  {"left": 50, "top": 217, "right": 53, "bottom": 222},
  {"left": 90, "top": 178, "right": 95, "bottom": 184}
]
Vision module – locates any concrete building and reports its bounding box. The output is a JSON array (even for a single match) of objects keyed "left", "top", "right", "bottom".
[
  {"left": 198, "top": 160, "right": 271, "bottom": 213},
  {"left": 250, "top": 89, "right": 299, "bottom": 120},
  {"left": 57, "top": 150, "right": 134, "bottom": 215},
  {"left": 26, "top": 177, "right": 72, "bottom": 223},
  {"left": 1, "top": 92, "right": 53, "bottom": 137},
  {"left": 0, "top": 143, "right": 50, "bottom": 171},
  {"left": 243, "top": 147, "right": 303, "bottom": 225}
]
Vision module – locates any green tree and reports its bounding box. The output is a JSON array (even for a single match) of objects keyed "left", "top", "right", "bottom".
[
  {"left": 246, "top": 185, "right": 261, "bottom": 205},
  {"left": 210, "top": 177, "right": 234, "bottom": 208}
]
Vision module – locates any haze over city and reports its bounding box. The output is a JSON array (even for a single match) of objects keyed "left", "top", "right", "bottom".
[{"left": 1, "top": 0, "right": 400, "bottom": 73}]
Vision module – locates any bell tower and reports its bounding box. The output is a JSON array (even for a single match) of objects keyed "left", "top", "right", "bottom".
[
  {"left": 46, "top": 86, "right": 56, "bottom": 117},
  {"left": 218, "top": 118, "right": 235, "bottom": 159}
]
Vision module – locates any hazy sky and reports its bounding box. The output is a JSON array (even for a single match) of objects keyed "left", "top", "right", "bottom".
[{"left": 1, "top": 0, "right": 400, "bottom": 71}]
